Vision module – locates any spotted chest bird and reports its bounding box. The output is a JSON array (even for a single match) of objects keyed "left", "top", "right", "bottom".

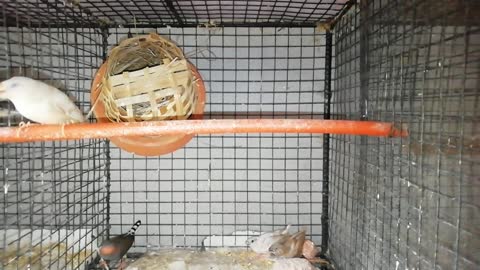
[
  {"left": 0, "top": 76, "right": 85, "bottom": 124},
  {"left": 98, "top": 220, "right": 141, "bottom": 269}
]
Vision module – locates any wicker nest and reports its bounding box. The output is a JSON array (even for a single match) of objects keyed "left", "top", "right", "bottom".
[
  {"left": 100, "top": 33, "right": 198, "bottom": 122},
  {"left": 90, "top": 32, "right": 206, "bottom": 156}
]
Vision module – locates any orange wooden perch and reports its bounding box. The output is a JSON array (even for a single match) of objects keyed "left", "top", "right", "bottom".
[{"left": 0, "top": 119, "right": 407, "bottom": 143}]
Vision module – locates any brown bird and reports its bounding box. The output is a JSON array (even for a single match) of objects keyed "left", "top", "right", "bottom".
[
  {"left": 268, "top": 228, "right": 306, "bottom": 258},
  {"left": 98, "top": 220, "right": 141, "bottom": 269},
  {"left": 302, "top": 239, "right": 320, "bottom": 259}
]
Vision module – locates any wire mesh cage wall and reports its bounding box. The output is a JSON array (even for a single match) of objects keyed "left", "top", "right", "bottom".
[
  {"left": 106, "top": 26, "right": 327, "bottom": 251},
  {"left": 0, "top": 0, "right": 479, "bottom": 270},
  {"left": 330, "top": 1, "right": 479, "bottom": 270},
  {"left": 0, "top": 11, "right": 109, "bottom": 270}
]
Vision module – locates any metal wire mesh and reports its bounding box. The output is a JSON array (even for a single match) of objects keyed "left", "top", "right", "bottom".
[
  {"left": 106, "top": 26, "right": 327, "bottom": 253},
  {"left": 0, "top": 8, "right": 109, "bottom": 270},
  {"left": 2, "top": 0, "right": 350, "bottom": 27},
  {"left": 330, "top": 1, "right": 480, "bottom": 269},
  {"left": 1, "top": 0, "right": 479, "bottom": 270}
]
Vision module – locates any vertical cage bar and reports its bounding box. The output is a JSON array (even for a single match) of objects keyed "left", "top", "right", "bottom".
[
  {"left": 101, "top": 27, "right": 111, "bottom": 241},
  {"left": 165, "top": 0, "right": 184, "bottom": 26},
  {"left": 321, "top": 30, "right": 333, "bottom": 255},
  {"left": 357, "top": 2, "right": 370, "bottom": 266}
]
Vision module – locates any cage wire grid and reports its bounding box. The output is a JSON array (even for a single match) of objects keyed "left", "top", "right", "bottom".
[
  {"left": 0, "top": 0, "right": 479, "bottom": 270},
  {"left": 2, "top": 0, "right": 349, "bottom": 28},
  {"left": 330, "top": 1, "right": 479, "bottom": 270},
  {"left": 106, "top": 26, "right": 327, "bottom": 252},
  {"left": 0, "top": 9, "right": 109, "bottom": 270}
]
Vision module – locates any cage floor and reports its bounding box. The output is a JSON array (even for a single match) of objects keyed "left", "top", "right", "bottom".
[
  {"left": 1, "top": 229, "right": 96, "bottom": 270},
  {"left": 87, "top": 229, "right": 328, "bottom": 270},
  {"left": 125, "top": 249, "right": 318, "bottom": 270}
]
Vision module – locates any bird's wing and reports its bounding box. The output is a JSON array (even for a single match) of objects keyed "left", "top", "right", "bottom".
[
  {"left": 50, "top": 87, "right": 85, "bottom": 123},
  {"left": 270, "top": 234, "right": 291, "bottom": 246},
  {"left": 52, "top": 102, "right": 77, "bottom": 123},
  {"left": 281, "top": 224, "right": 291, "bottom": 235},
  {"left": 291, "top": 230, "right": 306, "bottom": 241}
]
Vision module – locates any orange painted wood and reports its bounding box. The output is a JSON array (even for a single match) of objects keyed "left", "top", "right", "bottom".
[{"left": 0, "top": 119, "right": 407, "bottom": 143}]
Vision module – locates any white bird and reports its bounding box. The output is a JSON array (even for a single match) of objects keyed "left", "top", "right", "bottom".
[
  {"left": 246, "top": 225, "right": 291, "bottom": 254},
  {"left": 0, "top": 76, "right": 85, "bottom": 124}
]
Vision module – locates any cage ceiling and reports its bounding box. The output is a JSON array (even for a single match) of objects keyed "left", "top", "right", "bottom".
[{"left": 4, "top": 0, "right": 351, "bottom": 27}]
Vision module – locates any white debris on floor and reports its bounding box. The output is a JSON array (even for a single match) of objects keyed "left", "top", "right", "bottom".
[{"left": 126, "top": 248, "right": 316, "bottom": 270}]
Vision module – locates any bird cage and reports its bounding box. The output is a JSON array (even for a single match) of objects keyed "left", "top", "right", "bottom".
[{"left": 0, "top": 1, "right": 479, "bottom": 270}]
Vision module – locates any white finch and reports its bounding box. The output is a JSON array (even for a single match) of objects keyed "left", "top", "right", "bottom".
[
  {"left": 246, "top": 225, "right": 291, "bottom": 254},
  {"left": 0, "top": 76, "right": 85, "bottom": 124}
]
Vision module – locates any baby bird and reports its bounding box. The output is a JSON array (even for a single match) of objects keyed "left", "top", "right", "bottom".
[
  {"left": 246, "top": 225, "right": 291, "bottom": 254},
  {"left": 0, "top": 76, "right": 85, "bottom": 124},
  {"left": 269, "top": 229, "right": 306, "bottom": 258},
  {"left": 98, "top": 220, "right": 141, "bottom": 269}
]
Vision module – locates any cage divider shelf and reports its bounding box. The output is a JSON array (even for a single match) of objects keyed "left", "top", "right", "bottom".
[{"left": 0, "top": 119, "right": 407, "bottom": 143}]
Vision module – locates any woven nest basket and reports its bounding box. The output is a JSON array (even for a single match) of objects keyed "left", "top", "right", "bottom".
[{"left": 91, "top": 33, "right": 206, "bottom": 156}]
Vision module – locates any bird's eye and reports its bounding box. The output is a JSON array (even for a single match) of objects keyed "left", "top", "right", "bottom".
[{"left": 10, "top": 83, "right": 18, "bottom": 88}]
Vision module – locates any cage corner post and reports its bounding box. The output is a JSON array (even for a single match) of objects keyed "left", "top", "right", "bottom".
[
  {"left": 320, "top": 29, "right": 333, "bottom": 258},
  {"left": 101, "top": 25, "right": 112, "bottom": 241},
  {"left": 101, "top": 26, "right": 110, "bottom": 61}
]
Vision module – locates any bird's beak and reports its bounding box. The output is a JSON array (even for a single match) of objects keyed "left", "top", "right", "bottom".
[{"left": 0, "top": 82, "right": 5, "bottom": 92}]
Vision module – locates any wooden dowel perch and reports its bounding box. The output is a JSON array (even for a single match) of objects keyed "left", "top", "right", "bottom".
[{"left": 0, "top": 119, "right": 408, "bottom": 143}]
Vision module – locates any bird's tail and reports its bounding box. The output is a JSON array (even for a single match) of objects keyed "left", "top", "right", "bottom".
[
  {"left": 291, "top": 229, "right": 307, "bottom": 241},
  {"left": 127, "top": 220, "right": 141, "bottom": 235},
  {"left": 281, "top": 224, "right": 292, "bottom": 234},
  {"left": 300, "top": 226, "right": 308, "bottom": 232}
]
